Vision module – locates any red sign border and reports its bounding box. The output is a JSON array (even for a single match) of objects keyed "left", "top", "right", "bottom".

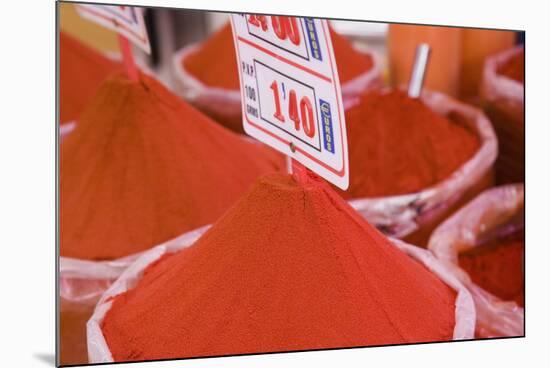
[{"left": 232, "top": 17, "right": 347, "bottom": 178}]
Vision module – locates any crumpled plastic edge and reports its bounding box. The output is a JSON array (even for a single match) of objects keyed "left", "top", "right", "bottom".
[
  {"left": 59, "top": 226, "right": 211, "bottom": 304},
  {"left": 480, "top": 46, "right": 524, "bottom": 122},
  {"left": 86, "top": 225, "right": 210, "bottom": 363},
  {"left": 348, "top": 89, "right": 498, "bottom": 239},
  {"left": 172, "top": 43, "right": 243, "bottom": 122},
  {"left": 428, "top": 184, "right": 524, "bottom": 337},
  {"left": 60, "top": 122, "right": 76, "bottom": 142},
  {"left": 172, "top": 40, "right": 382, "bottom": 122},
  {"left": 87, "top": 233, "right": 475, "bottom": 363}
]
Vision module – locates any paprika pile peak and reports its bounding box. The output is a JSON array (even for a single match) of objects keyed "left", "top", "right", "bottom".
[
  {"left": 101, "top": 173, "right": 457, "bottom": 362},
  {"left": 60, "top": 71, "right": 284, "bottom": 260},
  {"left": 184, "top": 22, "right": 374, "bottom": 90},
  {"left": 59, "top": 31, "right": 121, "bottom": 124},
  {"left": 497, "top": 48, "right": 524, "bottom": 84},
  {"left": 343, "top": 90, "right": 480, "bottom": 199}
]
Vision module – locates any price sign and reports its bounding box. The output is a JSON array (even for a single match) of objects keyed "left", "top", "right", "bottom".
[
  {"left": 76, "top": 4, "right": 151, "bottom": 54},
  {"left": 230, "top": 14, "right": 349, "bottom": 189}
]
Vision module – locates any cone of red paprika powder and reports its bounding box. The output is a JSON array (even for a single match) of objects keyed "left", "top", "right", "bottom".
[
  {"left": 59, "top": 31, "right": 121, "bottom": 127},
  {"left": 86, "top": 172, "right": 475, "bottom": 363},
  {"left": 173, "top": 21, "right": 381, "bottom": 134},
  {"left": 59, "top": 70, "right": 284, "bottom": 364},
  {"left": 342, "top": 88, "right": 497, "bottom": 247},
  {"left": 428, "top": 184, "right": 524, "bottom": 338}
]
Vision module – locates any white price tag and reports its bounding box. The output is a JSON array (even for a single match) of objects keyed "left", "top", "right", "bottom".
[
  {"left": 76, "top": 4, "right": 151, "bottom": 54},
  {"left": 230, "top": 14, "right": 349, "bottom": 190}
]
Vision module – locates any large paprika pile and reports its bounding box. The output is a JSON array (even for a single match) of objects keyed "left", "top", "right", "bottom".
[
  {"left": 59, "top": 31, "right": 121, "bottom": 124},
  {"left": 342, "top": 90, "right": 480, "bottom": 199},
  {"left": 101, "top": 172, "right": 457, "bottom": 362},
  {"left": 60, "top": 71, "right": 284, "bottom": 261},
  {"left": 183, "top": 23, "right": 374, "bottom": 90}
]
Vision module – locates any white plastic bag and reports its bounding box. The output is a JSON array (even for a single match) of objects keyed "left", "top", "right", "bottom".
[
  {"left": 480, "top": 46, "right": 524, "bottom": 184},
  {"left": 60, "top": 225, "right": 211, "bottom": 305},
  {"left": 428, "top": 184, "right": 524, "bottom": 338},
  {"left": 59, "top": 122, "right": 76, "bottom": 142},
  {"left": 172, "top": 42, "right": 382, "bottom": 133},
  {"left": 480, "top": 46, "right": 524, "bottom": 123},
  {"left": 87, "top": 233, "right": 475, "bottom": 363},
  {"left": 58, "top": 226, "right": 209, "bottom": 365},
  {"left": 347, "top": 89, "right": 498, "bottom": 245}
]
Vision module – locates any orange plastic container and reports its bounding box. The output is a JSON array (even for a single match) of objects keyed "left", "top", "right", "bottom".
[
  {"left": 460, "top": 29, "right": 515, "bottom": 99},
  {"left": 388, "top": 24, "right": 462, "bottom": 97}
]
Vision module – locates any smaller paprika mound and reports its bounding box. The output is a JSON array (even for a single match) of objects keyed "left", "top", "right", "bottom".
[
  {"left": 428, "top": 184, "right": 524, "bottom": 338},
  {"left": 459, "top": 234, "right": 524, "bottom": 307},
  {"left": 101, "top": 172, "right": 457, "bottom": 362},
  {"left": 343, "top": 90, "right": 480, "bottom": 199},
  {"left": 60, "top": 71, "right": 284, "bottom": 261},
  {"left": 59, "top": 31, "right": 121, "bottom": 124},
  {"left": 497, "top": 49, "right": 524, "bottom": 84},
  {"left": 183, "top": 23, "right": 374, "bottom": 90}
]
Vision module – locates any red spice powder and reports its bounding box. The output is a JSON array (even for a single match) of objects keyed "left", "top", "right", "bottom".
[
  {"left": 184, "top": 23, "right": 373, "bottom": 90},
  {"left": 497, "top": 49, "right": 524, "bottom": 84},
  {"left": 59, "top": 31, "right": 121, "bottom": 123},
  {"left": 101, "top": 173, "right": 456, "bottom": 362},
  {"left": 342, "top": 90, "right": 480, "bottom": 199},
  {"left": 459, "top": 238, "right": 524, "bottom": 306},
  {"left": 60, "top": 71, "right": 284, "bottom": 260}
]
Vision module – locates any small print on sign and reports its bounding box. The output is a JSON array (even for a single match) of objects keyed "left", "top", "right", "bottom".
[
  {"left": 230, "top": 14, "right": 349, "bottom": 189},
  {"left": 76, "top": 4, "right": 151, "bottom": 54}
]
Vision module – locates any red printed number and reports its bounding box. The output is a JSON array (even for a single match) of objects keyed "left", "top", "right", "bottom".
[
  {"left": 248, "top": 15, "right": 301, "bottom": 46},
  {"left": 270, "top": 81, "right": 315, "bottom": 138},
  {"left": 270, "top": 81, "right": 285, "bottom": 123},
  {"left": 248, "top": 14, "right": 268, "bottom": 31}
]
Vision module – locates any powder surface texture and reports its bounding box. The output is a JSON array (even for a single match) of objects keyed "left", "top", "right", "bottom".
[
  {"left": 184, "top": 23, "right": 373, "bottom": 89},
  {"left": 102, "top": 173, "right": 457, "bottom": 362},
  {"left": 60, "top": 72, "right": 284, "bottom": 260},
  {"left": 459, "top": 237, "right": 524, "bottom": 306},
  {"left": 59, "top": 31, "right": 121, "bottom": 123},
  {"left": 342, "top": 90, "right": 480, "bottom": 199},
  {"left": 497, "top": 49, "right": 524, "bottom": 84}
]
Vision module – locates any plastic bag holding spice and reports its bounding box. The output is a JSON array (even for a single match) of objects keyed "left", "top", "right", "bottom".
[
  {"left": 86, "top": 234, "right": 475, "bottom": 363},
  {"left": 480, "top": 46, "right": 524, "bottom": 184},
  {"left": 480, "top": 46, "right": 524, "bottom": 124},
  {"left": 428, "top": 184, "right": 524, "bottom": 338},
  {"left": 347, "top": 89, "right": 497, "bottom": 246},
  {"left": 172, "top": 42, "right": 382, "bottom": 134},
  {"left": 60, "top": 122, "right": 76, "bottom": 142},
  {"left": 59, "top": 226, "right": 210, "bottom": 365},
  {"left": 60, "top": 225, "right": 210, "bottom": 305}
]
